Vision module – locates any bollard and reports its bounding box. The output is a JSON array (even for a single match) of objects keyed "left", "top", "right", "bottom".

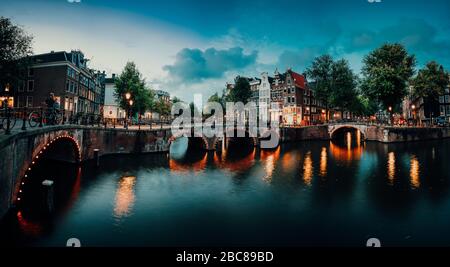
[
  {"left": 93, "top": 148, "right": 100, "bottom": 167},
  {"left": 42, "top": 179, "right": 54, "bottom": 213}
]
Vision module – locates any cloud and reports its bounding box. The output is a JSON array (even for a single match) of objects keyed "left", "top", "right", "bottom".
[
  {"left": 276, "top": 47, "right": 322, "bottom": 72},
  {"left": 346, "top": 18, "right": 450, "bottom": 57},
  {"left": 163, "top": 47, "right": 258, "bottom": 82}
]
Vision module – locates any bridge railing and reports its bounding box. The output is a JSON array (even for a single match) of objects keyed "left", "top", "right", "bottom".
[{"left": 0, "top": 106, "right": 174, "bottom": 135}]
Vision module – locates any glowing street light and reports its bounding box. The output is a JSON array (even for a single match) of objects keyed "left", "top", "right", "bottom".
[{"left": 125, "top": 92, "right": 131, "bottom": 100}]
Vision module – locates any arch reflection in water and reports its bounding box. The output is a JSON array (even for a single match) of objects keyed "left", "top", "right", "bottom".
[
  {"left": 114, "top": 176, "right": 137, "bottom": 218},
  {"left": 169, "top": 137, "right": 208, "bottom": 173}
]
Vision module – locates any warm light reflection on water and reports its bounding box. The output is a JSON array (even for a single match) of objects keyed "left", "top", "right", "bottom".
[
  {"left": 260, "top": 147, "right": 281, "bottom": 183},
  {"left": 410, "top": 155, "right": 420, "bottom": 189},
  {"left": 215, "top": 148, "right": 256, "bottom": 173},
  {"left": 388, "top": 152, "right": 396, "bottom": 184},
  {"left": 303, "top": 151, "right": 313, "bottom": 186},
  {"left": 114, "top": 176, "right": 137, "bottom": 218},
  {"left": 320, "top": 147, "right": 327, "bottom": 177},
  {"left": 169, "top": 153, "right": 208, "bottom": 172}
]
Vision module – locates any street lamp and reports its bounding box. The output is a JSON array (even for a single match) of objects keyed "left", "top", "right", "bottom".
[
  {"left": 388, "top": 106, "right": 393, "bottom": 125},
  {"left": 124, "top": 92, "right": 132, "bottom": 129}
]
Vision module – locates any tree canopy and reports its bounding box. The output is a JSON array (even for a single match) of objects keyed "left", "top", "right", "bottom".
[
  {"left": 226, "top": 76, "right": 252, "bottom": 104},
  {"left": 361, "top": 43, "right": 416, "bottom": 111},
  {"left": 114, "top": 62, "right": 154, "bottom": 115},
  {"left": 0, "top": 17, "right": 33, "bottom": 92},
  {"left": 411, "top": 61, "right": 449, "bottom": 101}
]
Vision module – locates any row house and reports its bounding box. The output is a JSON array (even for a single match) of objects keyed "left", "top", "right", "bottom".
[
  {"left": 439, "top": 87, "right": 450, "bottom": 121},
  {"left": 226, "top": 68, "right": 327, "bottom": 126},
  {"left": 270, "top": 68, "right": 326, "bottom": 126},
  {"left": 13, "top": 50, "right": 105, "bottom": 115}
]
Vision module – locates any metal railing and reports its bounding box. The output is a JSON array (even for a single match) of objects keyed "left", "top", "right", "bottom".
[{"left": 0, "top": 106, "right": 174, "bottom": 135}]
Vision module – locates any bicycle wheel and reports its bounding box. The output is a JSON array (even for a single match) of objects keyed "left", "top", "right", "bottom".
[
  {"left": 1, "top": 117, "right": 16, "bottom": 130},
  {"left": 28, "top": 111, "right": 41, "bottom": 127}
]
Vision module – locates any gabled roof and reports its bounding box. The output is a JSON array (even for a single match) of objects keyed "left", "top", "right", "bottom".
[{"left": 287, "top": 69, "right": 306, "bottom": 89}]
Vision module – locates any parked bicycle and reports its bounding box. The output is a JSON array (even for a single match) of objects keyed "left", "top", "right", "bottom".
[
  {"left": 1, "top": 108, "right": 17, "bottom": 131},
  {"left": 28, "top": 108, "right": 63, "bottom": 127}
]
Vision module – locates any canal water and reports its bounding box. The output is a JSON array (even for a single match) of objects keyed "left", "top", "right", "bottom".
[{"left": 1, "top": 131, "right": 450, "bottom": 247}]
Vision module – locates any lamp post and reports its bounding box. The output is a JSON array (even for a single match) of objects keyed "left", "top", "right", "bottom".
[
  {"left": 411, "top": 104, "right": 416, "bottom": 126},
  {"left": 124, "top": 92, "right": 132, "bottom": 129},
  {"left": 388, "top": 106, "right": 393, "bottom": 125},
  {"left": 306, "top": 107, "right": 310, "bottom": 126}
]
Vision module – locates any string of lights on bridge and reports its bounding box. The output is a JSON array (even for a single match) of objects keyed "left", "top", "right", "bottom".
[{"left": 16, "top": 135, "right": 81, "bottom": 203}]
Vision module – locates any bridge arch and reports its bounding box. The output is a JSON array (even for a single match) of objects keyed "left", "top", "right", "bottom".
[
  {"left": 329, "top": 124, "right": 367, "bottom": 141},
  {"left": 223, "top": 128, "right": 258, "bottom": 148},
  {"left": 168, "top": 135, "right": 211, "bottom": 151},
  {"left": 14, "top": 135, "right": 82, "bottom": 204}
]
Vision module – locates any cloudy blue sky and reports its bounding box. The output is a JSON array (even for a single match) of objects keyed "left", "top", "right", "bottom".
[{"left": 2, "top": 0, "right": 450, "bottom": 101}]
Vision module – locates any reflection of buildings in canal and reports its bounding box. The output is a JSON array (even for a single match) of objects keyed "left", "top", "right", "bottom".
[
  {"left": 410, "top": 155, "right": 420, "bottom": 189},
  {"left": 330, "top": 132, "right": 363, "bottom": 163},
  {"left": 303, "top": 151, "right": 313, "bottom": 186},
  {"left": 260, "top": 147, "right": 281, "bottom": 183},
  {"left": 169, "top": 153, "right": 208, "bottom": 173},
  {"left": 114, "top": 176, "right": 137, "bottom": 218},
  {"left": 319, "top": 147, "right": 327, "bottom": 177},
  {"left": 387, "top": 152, "right": 396, "bottom": 184},
  {"left": 16, "top": 211, "right": 43, "bottom": 237}
]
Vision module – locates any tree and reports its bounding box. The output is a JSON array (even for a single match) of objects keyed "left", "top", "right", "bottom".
[
  {"left": 226, "top": 76, "right": 252, "bottom": 104},
  {"left": 330, "top": 59, "right": 359, "bottom": 118},
  {"left": 0, "top": 17, "right": 33, "bottom": 94},
  {"left": 154, "top": 98, "right": 171, "bottom": 125},
  {"left": 411, "top": 61, "right": 449, "bottom": 118},
  {"left": 361, "top": 43, "right": 416, "bottom": 112},
  {"left": 306, "top": 55, "right": 334, "bottom": 121},
  {"left": 114, "top": 62, "right": 154, "bottom": 116},
  {"left": 351, "top": 95, "right": 379, "bottom": 117}
]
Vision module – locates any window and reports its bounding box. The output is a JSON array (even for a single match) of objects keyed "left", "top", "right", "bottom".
[
  {"left": 440, "top": 96, "right": 445, "bottom": 103},
  {"left": 445, "top": 95, "right": 450, "bottom": 103},
  {"left": 27, "top": 80, "right": 34, "bottom": 92},
  {"left": 18, "top": 96, "right": 25, "bottom": 107},
  {"left": 447, "top": 105, "right": 450, "bottom": 115},
  {"left": 28, "top": 68, "right": 34, "bottom": 77},
  {"left": 26, "top": 96, "right": 33, "bottom": 107},
  {"left": 66, "top": 81, "right": 70, "bottom": 92},
  {"left": 18, "top": 81, "right": 25, "bottom": 92}
]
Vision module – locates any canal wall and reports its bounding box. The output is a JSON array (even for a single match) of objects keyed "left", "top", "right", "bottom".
[
  {"left": 377, "top": 127, "right": 450, "bottom": 143},
  {"left": 281, "top": 126, "right": 330, "bottom": 142}
]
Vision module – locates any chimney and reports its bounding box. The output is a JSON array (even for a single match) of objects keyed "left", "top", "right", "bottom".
[{"left": 112, "top": 73, "right": 116, "bottom": 79}]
